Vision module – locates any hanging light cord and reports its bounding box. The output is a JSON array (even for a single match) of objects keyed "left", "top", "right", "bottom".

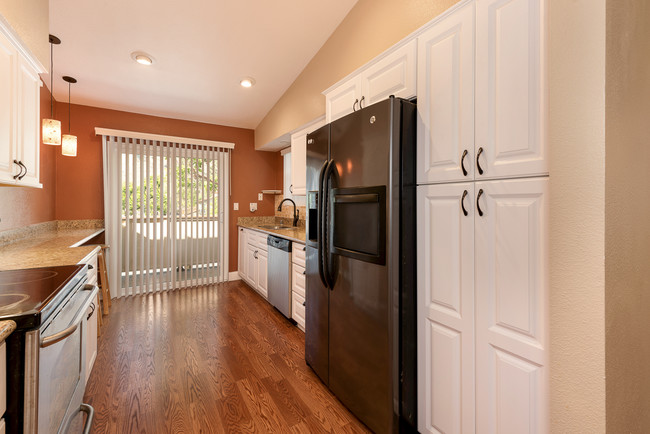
[
  {"left": 67, "top": 81, "right": 71, "bottom": 132},
  {"left": 50, "top": 41, "right": 54, "bottom": 117}
]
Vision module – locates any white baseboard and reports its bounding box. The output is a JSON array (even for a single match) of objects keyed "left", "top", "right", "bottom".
[{"left": 228, "top": 271, "right": 241, "bottom": 281}]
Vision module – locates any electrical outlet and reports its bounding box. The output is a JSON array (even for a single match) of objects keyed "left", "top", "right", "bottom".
[
  {"left": 258, "top": 193, "right": 263, "bottom": 201},
  {"left": 249, "top": 203, "right": 257, "bottom": 212},
  {"left": 233, "top": 202, "right": 239, "bottom": 211}
]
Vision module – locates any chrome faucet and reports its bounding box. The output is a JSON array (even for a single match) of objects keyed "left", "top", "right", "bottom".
[{"left": 277, "top": 198, "right": 299, "bottom": 226}]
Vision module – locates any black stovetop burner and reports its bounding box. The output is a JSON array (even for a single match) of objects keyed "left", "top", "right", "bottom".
[{"left": 0, "top": 264, "right": 86, "bottom": 329}]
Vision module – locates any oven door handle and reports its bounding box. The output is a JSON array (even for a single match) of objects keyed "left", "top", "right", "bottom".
[{"left": 40, "top": 284, "right": 98, "bottom": 348}]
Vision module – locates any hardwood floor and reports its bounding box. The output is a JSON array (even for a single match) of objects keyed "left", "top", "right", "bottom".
[{"left": 84, "top": 280, "right": 371, "bottom": 433}]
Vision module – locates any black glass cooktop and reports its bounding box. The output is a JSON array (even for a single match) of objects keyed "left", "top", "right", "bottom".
[{"left": 0, "top": 264, "right": 85, "bottom": 329}]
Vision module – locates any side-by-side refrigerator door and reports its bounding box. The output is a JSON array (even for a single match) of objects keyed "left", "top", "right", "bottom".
[{"left": 305, "top": 124, "right": 330, "bottom": 385}]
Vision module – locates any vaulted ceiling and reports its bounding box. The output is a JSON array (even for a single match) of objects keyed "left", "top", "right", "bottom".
[{"left": 47, "top": 0, "right": 358, "bottom": 128}]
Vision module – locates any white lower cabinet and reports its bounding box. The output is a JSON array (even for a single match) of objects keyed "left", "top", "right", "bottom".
[
  {"left": 418, "top": 177, "right": 548, "bottom": 433},
  {"left": 238, "top": 228, "right": 269, "bottom": 299},
  {"left": 291, "top": 242, "right": 306, "bottom": 331}
]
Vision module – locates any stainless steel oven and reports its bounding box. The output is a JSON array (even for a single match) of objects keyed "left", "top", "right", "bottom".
[
  {"left": 23, "top": 281, "right": 97, "bottom": 433},
  {"left": 0, "top": 264, "right": 97, "bottom": 434}
]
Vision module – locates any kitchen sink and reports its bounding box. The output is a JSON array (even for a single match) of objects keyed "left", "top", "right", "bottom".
[{"left": 258, "top": 224, "right": 293, "bottom": 230}]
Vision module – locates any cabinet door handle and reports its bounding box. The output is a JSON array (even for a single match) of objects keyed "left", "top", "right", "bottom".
[
  {"left": 476, "top": 147, "right": 484, "bottom": 175},
  {"left": 254, "top": 250, "right": 258, "bottom": 259},
  {"left": 359, "top": 96, "right": 365, "bottom": 109},
  {"left": 18, "top": 161, "right": 27, "bottom": 180},
  {"left": 461, "top": 190, "right": 468, "bottom": 216},
  {"left": 461, "top": 150, "right": 468, "bottom": 176},
  {"left": 303, "top": 270, "right": 306, "bottom": 275},
  {"left": 13, "top": 160, "right": 24, "bottom": 180},
  {"left": 302, "top": 247, "right": 306, "bottom": 251},
  {"left": 302, "top": 301, "right": 306, "bottom": 307},
  {"left": 289, "top": 184, "right": 293, "bottom": 194},
  {"left": 352, "top": 99, "right": 359, "bottom": 111},
  {"left": 476, "top": 189, "right": 484, "bottom": 217}
]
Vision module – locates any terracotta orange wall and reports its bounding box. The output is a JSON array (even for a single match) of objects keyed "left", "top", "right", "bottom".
[
  {"left": 0, "top": 84, "right": 56, "bottom": 232},
  {"left": 54, "top": 102, "right": 281, "bottom": 272}
]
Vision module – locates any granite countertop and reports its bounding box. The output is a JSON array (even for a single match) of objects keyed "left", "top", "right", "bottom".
[
  {"left": 0, "top": 320, "right": 16, "bottom": 343},
  {"left": 0, "top": 228, "right": 104, "bottom": 271},
  {"left": 237, "top": 216, "right": 306, "bottom": 244}
]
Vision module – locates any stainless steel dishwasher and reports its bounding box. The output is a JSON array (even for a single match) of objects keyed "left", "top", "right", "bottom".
[{"left": 267, "top": 235, "right": 292, "bottom": 318}]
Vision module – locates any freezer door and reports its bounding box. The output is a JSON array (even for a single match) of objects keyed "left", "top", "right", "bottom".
[
  {"left": 327, "top": 98, "right": 395, "bottom": 434},
  {"left": 304, "top": 245, "right": 329, "bottom": 385},
  {"left": 305, "top": 125, "right": 330, "bottom": 384}
]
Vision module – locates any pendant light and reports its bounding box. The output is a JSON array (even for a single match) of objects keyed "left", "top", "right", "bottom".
[
  {"left": 42, "top": 35, "right": 61, "bottom": 145},
  {"left": 61, "top": 76, "right": 77, "bottom": 157}
]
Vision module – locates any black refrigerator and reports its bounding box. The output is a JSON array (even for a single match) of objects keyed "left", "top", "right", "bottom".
[{"left": 304, "top": 96, "right": 417, "bottom": 433}]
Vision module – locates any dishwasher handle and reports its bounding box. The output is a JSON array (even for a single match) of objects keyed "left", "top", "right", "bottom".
[{"left": 267, "top": 235, "right": 292, "bottom": 252}]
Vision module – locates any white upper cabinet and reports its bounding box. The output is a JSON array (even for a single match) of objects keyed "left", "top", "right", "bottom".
[
  {"left": 417, "top": 2, "right": 475, "bottom": 185},
  {"left": 289, "top": 117, "right": 325, "bottom": 196},
  {"left": 0, "top": 30, "right": 17, "bottom": 185},
  {"left": 475, "top": 0, "right": 547, "bottom": 180},
  {"left": 417, "top": 0, "right": 546, "bottom": 185},
  {"left": 0, "top": 20, "right": 44, "bottom": 188},
  {"left": 325, "top": 39, "right": 417, "bottom": 123}
]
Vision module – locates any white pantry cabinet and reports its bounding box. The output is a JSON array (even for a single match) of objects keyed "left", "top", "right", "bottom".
[
  {"left": 417, "top": 0, "right": 547, "bottom": 185},
  {"left": 0, "top": 20, "right": 44, "bottom": 188},
  {"left": 417, "top": 182, "right": 475, "bottom": 434},
  {"left": 417, "top": 177, "right": 548, "bottom": 434},
  {"left": 474, "top": 177, "right": 549, "bottom": 434},
  {"left": 325, "top": 39, "right": 417, "bottom": 122}
]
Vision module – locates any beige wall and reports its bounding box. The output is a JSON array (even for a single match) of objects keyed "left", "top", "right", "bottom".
[
  {"left": 605, "top": 0, "right": 650, "bottom": 431},
  {"left": 548, "top": 0, "right": 607, "bottom": 432},
  {"left": 0, "top": 0, "right": 49, "bottom": 68},
  {"left": 254, "top": 0, "right": 460, "bottom": 148}
]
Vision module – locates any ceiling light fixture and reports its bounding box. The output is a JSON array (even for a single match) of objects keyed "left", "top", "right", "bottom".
[
  {"left": 240, "top": 77, "right": 256, "bottom": 88},
  {"left": 61, "top": 76, "right": 77, "bottom": 157},
  {"left": 131, "top": 51, "right": 154, "bottom": 66},
  {"left": 42, "top": 35, "right": 62, "bottom": 146}
]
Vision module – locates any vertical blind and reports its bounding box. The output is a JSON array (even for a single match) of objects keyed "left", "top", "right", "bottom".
[{"left": 99, "top": 129, "right": 233, "bottom": 297}]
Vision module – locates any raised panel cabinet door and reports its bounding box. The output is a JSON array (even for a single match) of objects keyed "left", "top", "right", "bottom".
[
  {"left": 238, "top": 228, "right": 247, "bottom": 280},
  {"left": 416, "top": 2, "right": 475, "bottom": 185},
  {"left": 245, "top": 242, "right": 258, "bottom": 288},
  {"left": 257, "top": 249, "right": 268, "bottom": 299},
  {"left": 417, "top": 182, "right": 475, "bottom": 434},
  {"left": 0, "top": 31, "right": 16, "bottom": 184},
  {"left": 290, "top": 130, "right": 307, "bottom": 196},
  {"left": 475, "top": 0, "right": 547, "bottom": 180},
  {"left": 325, "top": 78, "right": 361, "bottom": 123},
  {"left": 360, "top": 38, "right": 417, "bottom": 107},
  {"left": 474, "top": 177, "right": 549, "bottom": 433},
  {"left": 16, "top": 57, "right": 41, "bottom": 187}
]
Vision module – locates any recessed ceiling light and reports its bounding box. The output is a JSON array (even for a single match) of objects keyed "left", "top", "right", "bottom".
[
  {"left": 240, "top": 77, "right": 256, "bottom": 88},
  {"left": 131, "top": 51, "right": 154, "bottom": 66}
]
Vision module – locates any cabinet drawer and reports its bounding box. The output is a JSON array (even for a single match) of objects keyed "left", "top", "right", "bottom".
[
  {"left": 292, "top": 243, "right": 306, "bottom": 267},
  {"left": 292, "top": 291, "right": 305, "bottom": 331},
  {"left": 0, "top": 341, "right": 5, "bottom": 417},
  {"left": 292, "top": 264, "right": 306, "bottom": 298}
]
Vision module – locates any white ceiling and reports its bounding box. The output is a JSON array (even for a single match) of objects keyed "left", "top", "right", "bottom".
[{"left": 47, "top": 0, "right": 357, "bottom": 129}]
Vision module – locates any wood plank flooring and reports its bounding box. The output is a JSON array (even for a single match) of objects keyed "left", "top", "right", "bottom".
[{"left": 84, "top": 280, "right": 371, "bottom": 433}]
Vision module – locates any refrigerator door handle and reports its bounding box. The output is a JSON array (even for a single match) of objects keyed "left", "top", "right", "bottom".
[
  {"left": 322, "top": 160, "right": 338, "bottom": 289},
  {"left": 317, "top": 160, "right": 330, "bottom": 288}
]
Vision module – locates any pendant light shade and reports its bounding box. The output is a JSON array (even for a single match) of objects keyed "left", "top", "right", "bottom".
[
  {"left": 62, "top": 76, "right": 77, "bottom": 157},
  {"left": 62, "top": 134, "right": 77, "bottom": 156},
  {"left": 42, "top": 118, "right": 62, "bottom": 145},
  {"left": 43, "top": 35, "right": 61, "bottom": 145}
]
